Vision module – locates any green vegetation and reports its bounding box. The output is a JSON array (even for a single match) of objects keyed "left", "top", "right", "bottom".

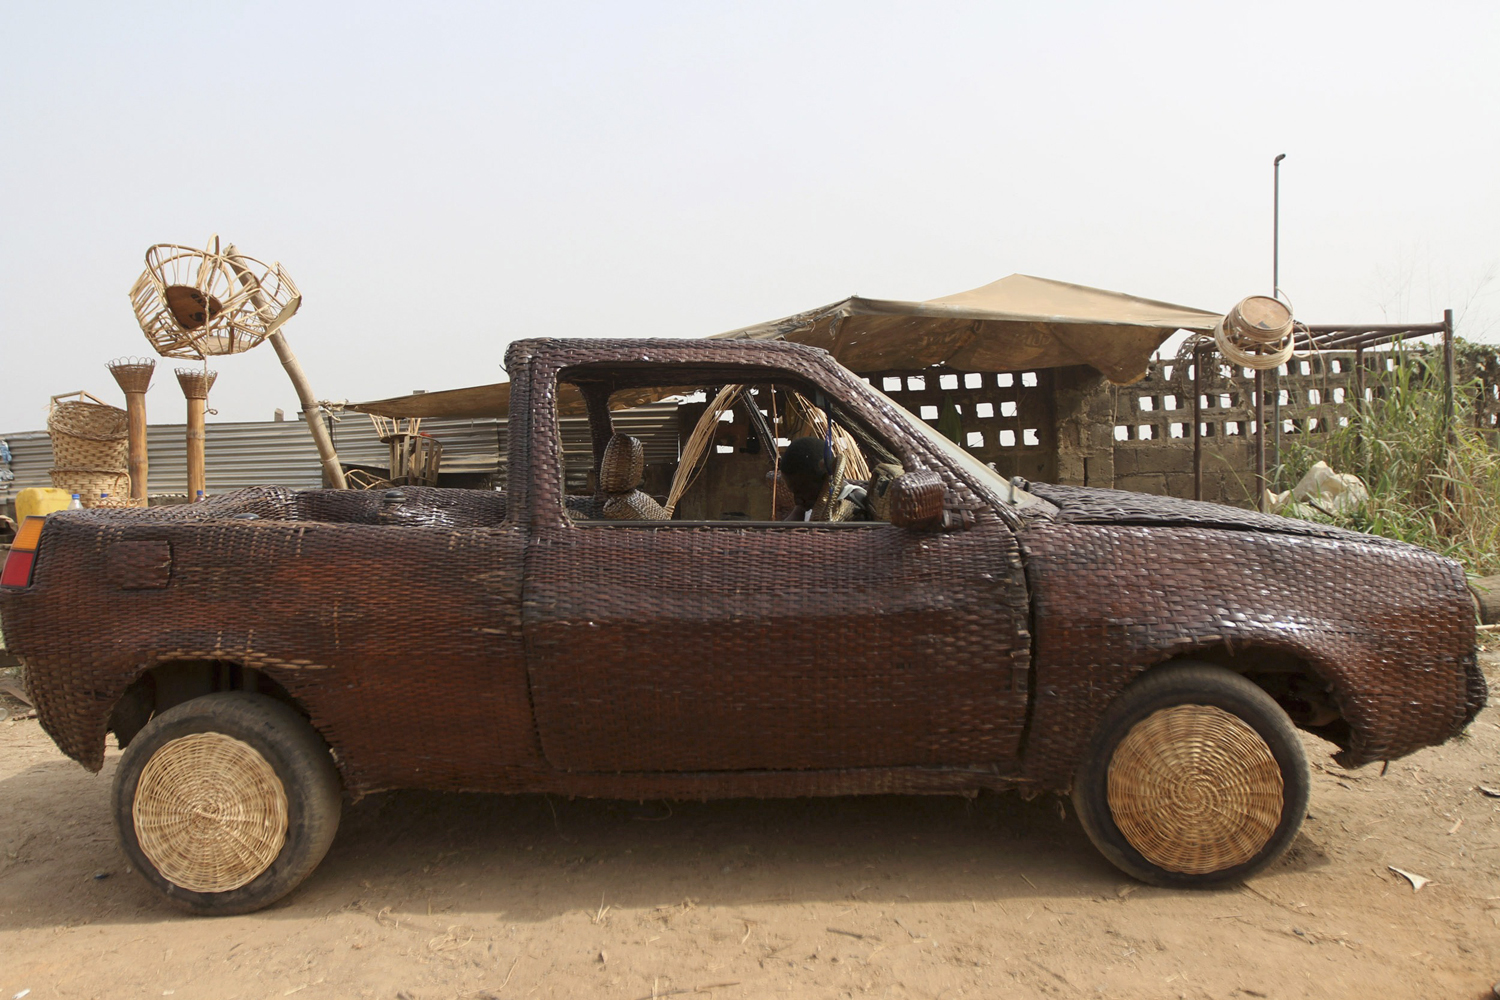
[{"left": 1273, "top": 342, "right": 1500, "bottom": 575}]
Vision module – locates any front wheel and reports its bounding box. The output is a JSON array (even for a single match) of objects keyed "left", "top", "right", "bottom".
[
  {"left": 113, "top": 692, "right": 342, "bottom": 914},
  {"left": 1071, "top": 663, "right": 1310, "bottom": 887}
]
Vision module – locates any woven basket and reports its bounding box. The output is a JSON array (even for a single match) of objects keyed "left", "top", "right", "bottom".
[
  {"left": 49, "top": 468, "right": 131, "bottom": 507},
  {"left": 49, "top": 435, "right": 129, "bottom": 470},
  {"left": 47, "top": 392, "right": 128, "bottom": 470},
  {"left": 1106, "top": 704, "right": 1284, "bottom": 874},
  {"left": 132, "top": 732, "right": 288, "bottom": 892},
  {"left": 93, "top": 495, "right": 148, "bottom": 509}
]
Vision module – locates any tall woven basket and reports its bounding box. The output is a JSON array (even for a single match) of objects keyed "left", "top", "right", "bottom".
[{"left": 47, "top": 392, "right": 129, "bottom": 470}]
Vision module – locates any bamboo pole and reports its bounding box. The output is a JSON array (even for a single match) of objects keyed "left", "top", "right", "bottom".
[
  {"left": 1443, "top": 308, "right": 1455, "bottom": 443},
  {"left": 1193, "top": 343, "right": 1204, "bottom": 501},
  {"left": 125, "top": 391, "right": 149, "bottom": 498},
  {"left": 175, "top": 368, "right": 217, "bottom": 499},
  {"left": 186, "top": 397, "right": 205, "bottom": 497},
  {"left": 107, "top": 358, "right": 155, "bottom": 501},
  {"left": 1355, "top": 345, "right": 1366, "bottom": 480},
  {"left": 1254, "top": 367, "right": 1266, "bottom": 510},
  {"left": 268, "top": 330, "right": 346, "bottom": 488},
  {"left": 223, "top": 245, "right": 347, "bottom": 488}
]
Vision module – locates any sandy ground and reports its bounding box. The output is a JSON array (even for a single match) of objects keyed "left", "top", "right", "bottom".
[{"left": 1, "top": 656, "right": 1498, "bottom": 1000}]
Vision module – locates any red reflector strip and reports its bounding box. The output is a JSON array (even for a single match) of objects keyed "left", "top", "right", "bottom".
[{"left": 0, "top": 550, "right": 35, "bottom": 589}]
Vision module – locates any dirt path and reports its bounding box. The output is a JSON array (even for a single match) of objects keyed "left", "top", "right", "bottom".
[{"left": 2, "top": 655, "right": 1498, "bottom": 1000}]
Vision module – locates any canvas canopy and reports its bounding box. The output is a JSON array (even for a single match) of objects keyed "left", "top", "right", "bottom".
[{"left": 348, "top": 274, "right": 1222, "bottom": 419}]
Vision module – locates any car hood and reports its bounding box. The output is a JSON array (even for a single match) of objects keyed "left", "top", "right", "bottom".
[{"left": 1018, "top": 481, "right": 1402, "bottom": 546}]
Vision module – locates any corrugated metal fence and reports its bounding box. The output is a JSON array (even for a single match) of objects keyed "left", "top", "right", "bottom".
[{"left": 1, "top": 403, "right": 680, "bottom": 501}]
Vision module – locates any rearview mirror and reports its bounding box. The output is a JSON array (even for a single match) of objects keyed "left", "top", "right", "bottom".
[{"left": 888, "top": 470, "right": 946, "bottom": 530}]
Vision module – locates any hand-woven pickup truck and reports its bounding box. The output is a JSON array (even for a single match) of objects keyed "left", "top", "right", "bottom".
[{"left": 0, "top": 338, "right": 1486, "bottom": 914}]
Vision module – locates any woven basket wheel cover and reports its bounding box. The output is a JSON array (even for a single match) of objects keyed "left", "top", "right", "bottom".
[
  {"left": 164, "top": 285, "right": 224, "bottom": 331},
  {"left": 1106, "top": 704, "right": 1284, "bottom": 875},
  {"left": 132, "top": 732, "right": 289, "bottom": 892},
  {"left": 599, "top": 434, "right": 645, "bottom": 494}
]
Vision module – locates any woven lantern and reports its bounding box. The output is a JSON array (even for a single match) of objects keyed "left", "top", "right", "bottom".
[
  {"left": 127, "top": 236, "right": 346, "bottom": 488},
  {"left": 128, "top": 236, "right": 301, "bottom": 361}
]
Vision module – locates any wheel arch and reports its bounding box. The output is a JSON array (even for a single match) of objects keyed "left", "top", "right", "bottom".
[
  {"left": 1141, "top": 642, "right": 1353, "bottom": 754},
  {"left": 108, "top": 658, "right": 316, "bottom": 750}
]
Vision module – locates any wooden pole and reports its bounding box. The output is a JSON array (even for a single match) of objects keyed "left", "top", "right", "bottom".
[
  {"left": 1271, "top": 365, "right": 1281, "bottom": 483},
  {"left": 1254, "top": 367, "right": 1266, "bottom": 511},
  {"left": 1193, "top": 343, "right": 1204, "bottom": 501},
  {"left": 125, "top": 391, "right": 149, "bottom": 500},
  {"left": 1355, "top": 345, "right": 1366, "bottom": 479},
  {"left": 107, "top": 359, "right": 155, "bottom": 501},
  {"left": 1443, "top": 308, "right": 1455, "bottom": 442},
  {"left": 223, "top": 245, "right": 347, "bottom": 489},
  {"left": 186, "top": 396, "right": 206, "bottom": 498},
  {"left": 175, "top": 369, "right": 217, "bottom": 499},
  {"left": 267, "top": 331, "right": 347, "bottom": 488}
]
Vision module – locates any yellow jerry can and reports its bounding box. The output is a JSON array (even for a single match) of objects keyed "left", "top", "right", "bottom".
[{"left": 16, "top": 487, "right": 72, "bottom": 522}]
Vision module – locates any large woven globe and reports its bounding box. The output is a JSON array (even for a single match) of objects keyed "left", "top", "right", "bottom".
[{"left": 129, "top": 237, "right": 301, "bottom": 361}]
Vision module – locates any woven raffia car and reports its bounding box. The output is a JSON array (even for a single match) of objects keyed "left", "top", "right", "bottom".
[{"left": 0, "top": 338, "right": 1486, "bottom": 914}]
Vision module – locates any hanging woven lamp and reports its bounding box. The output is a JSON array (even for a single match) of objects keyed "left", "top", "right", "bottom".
[
  {"left": 127, "top": 236, "right": 346, "bottom": 487},
  {"left": 129, "top": 236, "right": 301, "bottom": 361}
]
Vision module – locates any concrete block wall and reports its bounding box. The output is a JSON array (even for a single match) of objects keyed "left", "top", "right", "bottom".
[
  {"left": 1096, "top": 346, "right": 1471, "bottom": 507},
  {"left": 862, "top": 367, "right": 1058, "bottom": 482}
]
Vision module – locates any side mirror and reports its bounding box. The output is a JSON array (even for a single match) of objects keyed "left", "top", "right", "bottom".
[{"left": 888, "top": 470, "right": 946, "bottom": 530}]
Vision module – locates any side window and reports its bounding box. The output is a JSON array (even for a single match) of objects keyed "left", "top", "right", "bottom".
[{"left": 558, "top": 375, "right": 905, "bottom": 525}]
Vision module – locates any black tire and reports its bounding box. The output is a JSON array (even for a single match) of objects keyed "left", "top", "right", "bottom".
[
  {"left": 113, "top": 692, "right": 342, "bottom": 915},
  {"left": 1071, "top": 662, "right": 1310, "bottom": 888}
]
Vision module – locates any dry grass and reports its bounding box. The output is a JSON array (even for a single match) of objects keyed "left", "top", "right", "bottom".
[{"left": 1274, "top": 344, "right": 1500, "bottom": 575}]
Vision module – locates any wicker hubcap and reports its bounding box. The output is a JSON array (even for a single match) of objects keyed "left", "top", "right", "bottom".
[
  {"left": 1106, "top": 704, "right": 1284, "bottom": 875},
  {"left": 132, "top": 733, "right": 289, "bottom": 892}
]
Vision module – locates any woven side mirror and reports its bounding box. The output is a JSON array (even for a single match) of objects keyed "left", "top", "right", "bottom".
[{"left": 888, "top": 470, "right": 945, "bottom": 530}]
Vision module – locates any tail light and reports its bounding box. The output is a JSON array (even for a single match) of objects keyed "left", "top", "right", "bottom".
[{"left": 1, "top": 517, "right": 45, "bottom": 589}]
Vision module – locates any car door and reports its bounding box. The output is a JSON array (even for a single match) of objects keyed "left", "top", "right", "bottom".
[{"left": 516, "top": 347, "right": 1032, "bottom": 773}]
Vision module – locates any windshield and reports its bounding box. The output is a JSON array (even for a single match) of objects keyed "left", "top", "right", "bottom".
[{"left": 865, "top": 384, "right": 1043, "bottom": 509}]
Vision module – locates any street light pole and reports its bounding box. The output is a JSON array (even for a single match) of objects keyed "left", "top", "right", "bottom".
[
  {"left": 1266, "top": 152, "right": 1287, "bottom": 504},
  {"left": 1274, "top": 153, "right": 1286, "bottom": 297}
]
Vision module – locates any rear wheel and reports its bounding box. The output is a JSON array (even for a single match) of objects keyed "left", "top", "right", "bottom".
[
  {"left": 113, "top": 692, "right": 342, "bottom": 914},
  {"left": 1071, "top": 662, "right": 1310, "bottom": 887}
]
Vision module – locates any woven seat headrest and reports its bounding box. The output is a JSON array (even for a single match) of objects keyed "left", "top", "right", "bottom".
[{"left": 599, "top": 433, "right": 646, "bottom": 494}]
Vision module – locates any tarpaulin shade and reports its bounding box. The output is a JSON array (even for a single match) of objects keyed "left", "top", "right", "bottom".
[
  {"left": 349, "top": 274, "right": 1222, "bottom": 419},
  {"left": 718, "top": 274, "right": 1221, "bottom": 381}
]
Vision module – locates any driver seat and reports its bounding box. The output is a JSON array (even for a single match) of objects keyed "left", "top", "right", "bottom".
[{"left": 599, "top": 433, "right": 669, "bottom": 521}]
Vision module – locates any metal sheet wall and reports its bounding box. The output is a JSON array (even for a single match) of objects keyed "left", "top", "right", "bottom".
[
  {"left": 2, "top": 403, "right": 680, "bottom": 500},
  {"left": 2, "top": 419, "right": 502, "bottom": 497}
]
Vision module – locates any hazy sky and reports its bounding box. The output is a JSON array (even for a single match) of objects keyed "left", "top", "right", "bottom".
[{"left": 3, "top": 1, "right": 1496, "bottom": 432}]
